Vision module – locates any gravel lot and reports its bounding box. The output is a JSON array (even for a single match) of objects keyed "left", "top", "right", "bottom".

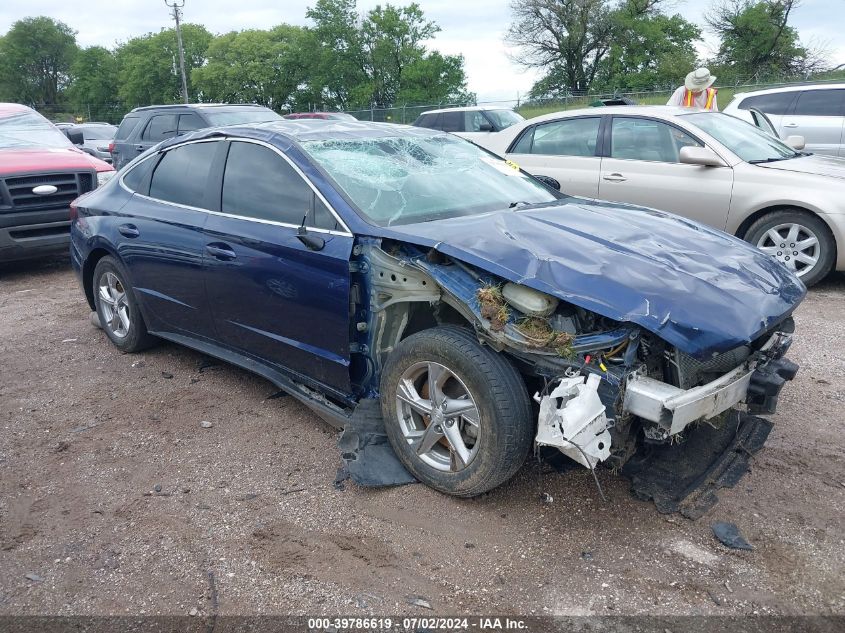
[{"left": 1, "top": 256, "right": 843, "bottom": 617}]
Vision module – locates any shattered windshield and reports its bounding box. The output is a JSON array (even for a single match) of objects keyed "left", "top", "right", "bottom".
[
  {"left": 301, "top": 133, "right": 558, "bottom": 226},
  {"left": 0, "top": 111, "right": 73, "bottom": 149}
]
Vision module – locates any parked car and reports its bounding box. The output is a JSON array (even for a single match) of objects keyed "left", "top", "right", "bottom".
[
  {"left": 110, "top": 104, "right": 282, "bottom": 169},
  {"left": 64, "top": 122, "right": 117, "bottom": 163},
  {"left": 476, "top": 105, "right": 845, "bottom": 286},
  {"left": 70, "top": 120, "right": 802, "bottom": 499},
  {"left": 412, "top": 106, "right": 525, "bottom": 140},
  {"left": 283, "top": 112, "right": 357, "bottom": 121},
  {"left": 723, "top": 83, "right": 845, "bottom": 156},
  {"left": 0, "top": 103, "right": 113, "bottom": 263}
]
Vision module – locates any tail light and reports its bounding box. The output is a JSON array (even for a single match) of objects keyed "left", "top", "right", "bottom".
[{"left": 108, "top": 142, "right": 115, "bottom": 154}]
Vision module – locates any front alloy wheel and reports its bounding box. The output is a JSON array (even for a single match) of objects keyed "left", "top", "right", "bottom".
[
  {"left": 381, "top": 326, "right": 533, "bottom": 497},
  {"left": 745, "top": 209, "right": 835, "bottom": 287},
  {"left": 396, "top": 361, "right": 481, "bottom": 472},
  {"left": 755, "top": 222, "right": 820, "bottom": 278}
]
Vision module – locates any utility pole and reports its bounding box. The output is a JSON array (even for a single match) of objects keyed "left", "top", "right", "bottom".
[{"left": 164, "top": 0, "right": 189, "bottom": 104}]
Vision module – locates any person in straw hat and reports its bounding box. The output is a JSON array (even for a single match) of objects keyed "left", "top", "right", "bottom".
[{"left": 667, "top": 68, "right": 719, "bottom": 111}]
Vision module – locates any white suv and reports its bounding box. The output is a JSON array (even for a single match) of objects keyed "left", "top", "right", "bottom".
[
  {"left": 723, "top": 84, "right": 845, "bottom": 156},
  {"left": 412, "top": 106, "right": 524, "bottom": 141}
]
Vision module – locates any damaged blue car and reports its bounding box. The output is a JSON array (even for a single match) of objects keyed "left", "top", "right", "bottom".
[{"left": 70, "top": 121, "right": 805, "bottom": 510}]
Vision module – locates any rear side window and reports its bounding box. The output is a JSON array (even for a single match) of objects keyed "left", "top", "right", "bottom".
[
  {"left": 414, "top": 113, "right": 439, "bottom": 129},
  {"left": 440, "top": 112, "right": 462, "bottom": 132},
  {"left": 512, "top": 117, "right": 601, "bottom": 157},
  {"left": 142, "top": 114, "right": 178, "bottom": 142},
  {"left": 222, "top": 141, "right": 311, "bottom": 225},
  {"left": 464, "top": 111, "right": 488, "bottom": 132},
  {"left": 792, "top": 90, "right": 845, "bottom": 116},
  {"left": 122, "top": 156, "right": 156, "bottom": 194},
  {"left": 177, "top": 113, "right": 204, "bottom": 134},
  {"left": 149, "top": 141, "right": 219, "bottom": 208},
  {"left": 738, "top": 92, "right": 798, "bottom": 115},
  {"left": 115, "top": 116, "right": 140, "bottom": 140}
]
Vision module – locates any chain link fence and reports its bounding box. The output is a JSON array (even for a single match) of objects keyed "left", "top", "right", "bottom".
[{"left": 24, "top": 76, "right": 845, "bottom": 126}]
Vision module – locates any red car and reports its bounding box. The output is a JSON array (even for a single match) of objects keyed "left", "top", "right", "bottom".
[
  {"left": 0, "top": 103, "right": 114, "bottom": 262},
  {"left": 282, "top": 112, "right": 357, "bottom": 121}
]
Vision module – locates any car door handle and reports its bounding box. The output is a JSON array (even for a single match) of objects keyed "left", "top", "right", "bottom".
[
  {"left": 783, "top": 122, "right": 798, "bottom": 128},
  {"left": 134, "top": 144, "right": 145, "bottom": 151},
  {"left": 603, "top": 173, "right": 627, "bottom": 182},
  {"left": 118, "top": 223, "right": 140, "bottom": 238},
  {"left": 205, "top": 243, "right": 237, "bottom": 260}
]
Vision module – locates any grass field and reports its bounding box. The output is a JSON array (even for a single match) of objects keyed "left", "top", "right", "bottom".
[{"left": 516, "top": 87, "right": 740, "bottom": 119}]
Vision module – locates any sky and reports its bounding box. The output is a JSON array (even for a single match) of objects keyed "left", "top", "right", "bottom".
[{"left": 1, "top": 0, "right": 843, "bottom": 103}]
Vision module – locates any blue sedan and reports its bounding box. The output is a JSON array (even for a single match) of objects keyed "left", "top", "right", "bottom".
[{"left": 70, "top": 120, "right": 804, "bottom": 499}]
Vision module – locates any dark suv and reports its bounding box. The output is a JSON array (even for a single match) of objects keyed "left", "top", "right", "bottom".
[{"left": 110, "top": 104, "right": 282, "bottom": 169}]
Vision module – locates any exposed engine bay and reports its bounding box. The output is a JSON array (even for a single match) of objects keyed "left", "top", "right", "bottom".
[{"left": 346, "top": 239, "right": 799, "bottom": 479}]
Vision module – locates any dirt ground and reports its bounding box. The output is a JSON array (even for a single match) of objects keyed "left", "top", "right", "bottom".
[{"left": 1, "top": 256, "right": 843, "bottom": 618}]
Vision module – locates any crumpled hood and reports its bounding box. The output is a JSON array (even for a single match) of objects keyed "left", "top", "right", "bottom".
[
  {"left": 378, "top": 199, "right": 806, "bottom": 359},
  {"left": 757, "top": 153, "right": 845, "bottom": 180}
]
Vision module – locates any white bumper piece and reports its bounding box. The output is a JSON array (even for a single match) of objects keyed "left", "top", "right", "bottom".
[
  {"left": 534, "top": 374, "right": 611, "bottom": 469},
  {"left": 623, "top": 364, "right": 754, "bottom": 435}
]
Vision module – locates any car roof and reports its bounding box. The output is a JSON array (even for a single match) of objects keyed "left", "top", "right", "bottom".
[
  {"left": 732, "top": 83, "right": 845, "bottom": 99},
  {"left": 525, "top": 104, "right": 702, "bottom": 124},
  {"left": 419, "top": 106, "right": 515, "bottom": 115},
  {"left": 128, "top": 103, "right": 273, "bottom": 114},
  {"left": 165, "top": 119, "right": 447, "bottom": 149},
  {"left": 0, "top": 102, "right": 36, "bottom": 116}
]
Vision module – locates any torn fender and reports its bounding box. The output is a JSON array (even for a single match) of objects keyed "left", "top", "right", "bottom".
[{"left": 376, "top": 199, "right": 806, "bottom": 359}]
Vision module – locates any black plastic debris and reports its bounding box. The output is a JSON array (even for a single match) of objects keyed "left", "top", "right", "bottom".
[
  {"left": 622, "top": 411, "right": 773, "bottom": 519},
  {"left": 712, "top": 521, "right": 754, "bottom": 550},
  {"left": 337, "top": 398, "right": 416, "bottom": 487}
]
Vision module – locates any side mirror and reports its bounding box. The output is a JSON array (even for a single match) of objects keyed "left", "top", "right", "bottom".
[
  {"left": 296, "top": 224, "right": 325, "bottom": 251},
  {"left": 66, "top": 130, "right": 84, "bottom": 145},
  {"left": 679, "top": 145, "right": 726, "bottom": 167},
  {"left": 534, "top": 174, "right": 561, "bottom": 191},
  {"left": 785, "top": 135, "right": 805, "bottom": 150},
  {"left": 479, "top": 122, "right": 494, "bottom": 132}
]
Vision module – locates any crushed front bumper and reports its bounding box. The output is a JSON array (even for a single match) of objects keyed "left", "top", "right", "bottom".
[{"left": 624, "top": 331, "right": 797, "bottom": 436}]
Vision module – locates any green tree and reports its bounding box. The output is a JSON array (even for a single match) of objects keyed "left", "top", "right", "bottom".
[
  {"left": 66, "top": 46, "right": 119, "bottom": 121},
  {"left": 707, "top": 0, "right": 826, "bottom": 82},
  {"left": 593, "top": 7, "right": 701, "bottom": 91},
  {"left": 0, "top": 16, "right": 78, "bottom": 105},
  {"left": 506, "top": 0, "right": 617, "bottom": 94},
  {"left": 115, "top": 24, "right": 213, "bottom": 106},
  {"left": 192, "top": 26, "right": 308, "bottom": 108},
  {"left": 396, "top": 51, "right": 474, "bottom": 104},
  {"left": 360, "top": 3, "right": 441, "bottom": 107},
  {"left": 304, "top": 0, "right": 368, "bottom": 109}
]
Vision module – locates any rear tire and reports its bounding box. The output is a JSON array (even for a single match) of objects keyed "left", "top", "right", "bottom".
[
  {"left": 92, "top": 256, "right": 156, "bottom": 353},
  {"left": 380, "top": 326, "right": 533, "bottom": 497},
  {"left": 744, "top": 209, "right": 835, "bottom": 287}
]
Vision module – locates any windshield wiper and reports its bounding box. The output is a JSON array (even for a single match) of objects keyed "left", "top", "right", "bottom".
[
  {"left": 748, "top": 156, "right": 794, "bottom": 164},
  {"left": 509, "top": 201, "right": 531, "bottom": 208}
]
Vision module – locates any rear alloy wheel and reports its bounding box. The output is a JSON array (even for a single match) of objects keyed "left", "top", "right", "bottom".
[
  {"left": 381, "top": 326, "right": 533, "bottom": 497},
  {"left": 92, "top": 256, "right": 156, "bottom": 353},
  {"left": 745, "top": 209, "right": 835, "bottom": 287}
]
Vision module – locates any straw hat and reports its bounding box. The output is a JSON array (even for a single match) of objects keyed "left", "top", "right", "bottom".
[{"left": 685, "top": 68, "right": 716, "bottom": 92}]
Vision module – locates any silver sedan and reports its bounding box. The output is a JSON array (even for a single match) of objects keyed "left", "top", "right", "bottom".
[{"left": 476, "top": 106, "right": 845, "bottom": 286}]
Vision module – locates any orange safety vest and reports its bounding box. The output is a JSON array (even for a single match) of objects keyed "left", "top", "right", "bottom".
[{"left": 683, "top": 87, "right": 717, "bottom": 110}]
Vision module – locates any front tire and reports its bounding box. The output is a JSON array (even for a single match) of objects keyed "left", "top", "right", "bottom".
[
  {"left": 92, "top": 256, "right": 155, "bottom": 353},
  {"left": 380, "top": 326, "right": 533, "bottom": 497},
  {"left": 744, "top": 209, "right": 835, "bottom": 287}
]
